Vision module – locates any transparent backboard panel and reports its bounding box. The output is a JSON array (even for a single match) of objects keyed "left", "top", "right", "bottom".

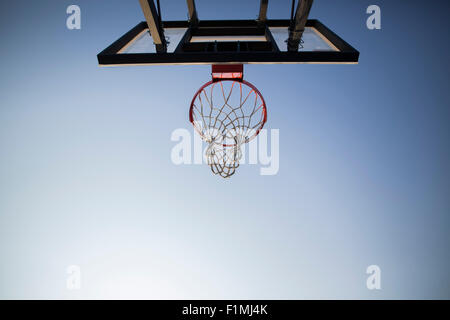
[
  {"left": 119, "top": 26, "right": 338, "bottom": 54},
  {"left": 269, "top": 27, "right": 338, "bottom": 52},
  {"left": 119, "top": 28, "right": 187, "bottom": 54}
]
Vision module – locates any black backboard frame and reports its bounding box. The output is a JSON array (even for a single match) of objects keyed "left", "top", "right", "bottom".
[{"left": 97, "top": 19, "right": 359, "bottom": 66}]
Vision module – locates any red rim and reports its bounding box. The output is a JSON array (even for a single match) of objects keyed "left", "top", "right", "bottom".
[{"left": 189, "top": 79, "right": 267, "bottom": 147}]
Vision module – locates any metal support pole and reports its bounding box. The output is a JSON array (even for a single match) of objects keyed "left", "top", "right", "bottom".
[
  {"left": 288, "top": 0, "right": 314, "bottom": 52},
  {"left": 139, "top": 0, "right": 167, "bottom": 52}
]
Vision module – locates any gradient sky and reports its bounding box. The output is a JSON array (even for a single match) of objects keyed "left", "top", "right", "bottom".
[{"left": 0, "top": 0, "right": 449, "bottom": 299}]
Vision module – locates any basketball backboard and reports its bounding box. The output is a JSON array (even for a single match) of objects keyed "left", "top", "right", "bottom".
[
  {"left": 97, "top": 0, "right": 359, "bottom": 178},
  {"left": 97, "top": 0, "right": 359, "bottom": 66}
]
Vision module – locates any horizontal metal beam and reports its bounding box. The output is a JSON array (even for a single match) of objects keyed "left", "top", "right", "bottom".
[
  {"left": 192, "top": 27, "right": 266, "bottom": 36},
  {"left": 99, "top": 51, "right": 358, "bottom": 65}
]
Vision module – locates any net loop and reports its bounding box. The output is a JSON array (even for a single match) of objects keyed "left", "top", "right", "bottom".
[{"left": 190, "top": 79, "right": 267, "bottom": 178}]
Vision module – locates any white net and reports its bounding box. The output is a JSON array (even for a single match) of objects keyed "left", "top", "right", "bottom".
[{"left": 190, "top": 80, "right": 267, "bottom": 178}]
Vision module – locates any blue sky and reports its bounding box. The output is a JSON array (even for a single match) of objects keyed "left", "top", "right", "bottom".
[{"left": 0, "top": 0, "right": 449, "bottom": 299}]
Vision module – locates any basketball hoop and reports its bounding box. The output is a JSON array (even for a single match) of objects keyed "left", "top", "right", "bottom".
[
  {"left": 189, "top": 65, "right": 267, "bottom": 178},
  {"left": 99, "top": 1, "right": 360, "bottom": 178}
]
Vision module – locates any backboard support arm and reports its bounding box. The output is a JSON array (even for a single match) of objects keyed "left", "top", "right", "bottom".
[
  {"left": 186, "top": 0, "right": 199, "bottom": 26},
  {"left": 257, "top": 0, "right": 269, "bottom": 26},
  {"left": 288, "top": 0, "right": 314, "bottom": 52},
  {"left": 139, "top": 0, "right": 167, "bottom": 53}
]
